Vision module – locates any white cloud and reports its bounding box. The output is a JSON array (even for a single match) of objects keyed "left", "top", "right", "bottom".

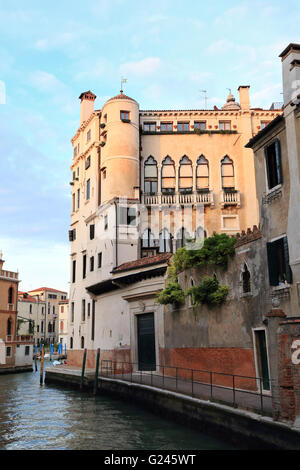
[
  {"left": 120, "top": 57, "right": 162, "bottom": 77},
  {"left": 214, "top": 4, "right": 248, "bottom": 27},
  {"left": 29, "top": 71, "right": 66, "bottom": 94},
  {"left": 251, "top": 83, "right": 282, "bottom": 108}
]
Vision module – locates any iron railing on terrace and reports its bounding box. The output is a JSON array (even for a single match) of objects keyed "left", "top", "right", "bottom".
[{"left": 100, "top": 360, "right": 273, "bottom": 417}]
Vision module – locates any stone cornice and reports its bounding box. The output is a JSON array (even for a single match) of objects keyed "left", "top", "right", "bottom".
[
  {"left": 71, "top": 111, "right": 101, "bottom": 144},
  {"left": 70, "top": 141, "right": 100, "bottom": 170}
]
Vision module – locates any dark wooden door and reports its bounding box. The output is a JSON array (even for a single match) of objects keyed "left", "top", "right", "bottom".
[
  {"left": 255, "top": 330, "right": 270, "bottom": 391},
  {"left": 137, "top": 313, "right": 156, "bottom": 371}
]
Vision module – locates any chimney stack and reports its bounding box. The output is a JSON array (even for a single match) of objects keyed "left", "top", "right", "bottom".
[
  {"left": 238, "top": 86, "right": 250, "bottom": 110},
  {"left": 279, "top": 43, "right": 300, "bottom": 107},
  {"left": 79, "top": 90, "right": 97, "bottom": 125}
]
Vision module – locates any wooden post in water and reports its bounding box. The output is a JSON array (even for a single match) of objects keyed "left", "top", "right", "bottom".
[
  {"left": 93, "top": 348, "right": 100, "bottom": 395},
  {"left": 80, "top": 348, "right": 87, "bottom": 390},
  {"left": 40, "top": 345, "right": 44, "bottom": 385},
  {"left": 34, "top": 354, "right": 38, "bottom": 372}
]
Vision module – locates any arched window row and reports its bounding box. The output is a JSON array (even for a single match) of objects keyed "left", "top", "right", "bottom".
[
  {"left": 141, "top": 227, "right": 207, "bottom": 254},
  {"left": 144, "top": 155, "right": 236, "bottom": 194}
]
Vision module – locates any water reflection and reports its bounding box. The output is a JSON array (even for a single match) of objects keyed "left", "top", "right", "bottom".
[{"left": 0, "top": 363, "right": 236, "bottom": 450}]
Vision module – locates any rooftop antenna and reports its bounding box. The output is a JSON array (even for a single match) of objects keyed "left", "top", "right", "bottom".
[
  {"left": 120, "top": 77, "right": 127, "bottom": 94},
  {"left": 200, "top": 90, "right": 208, "bottom": 109}
]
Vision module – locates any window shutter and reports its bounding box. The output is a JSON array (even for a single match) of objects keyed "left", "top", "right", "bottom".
[
  {"left": 266, "top": 242, "right": 279, "bottom": 286},
  {"left": 90, "top": 224, "right": 95, "bottom": 240},
  {"left": 275, "top": 140, "right": 283, "bottom": 185},
  {"left": 283, "top": 236, "right": 293, "bottom": 284},
  {"left": 264, "top": 147, "right": 272, "bottom": 189}
]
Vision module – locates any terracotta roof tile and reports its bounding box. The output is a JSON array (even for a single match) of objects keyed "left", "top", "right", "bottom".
[
  {"left": 106, "top": 93, "right": 137, "bottom": 103},
  {"left": 28, "top": 287, "right": 68, "bottom": 294},
  {"left": 112, "top": 253, "right": 172, "bottom": 273}
]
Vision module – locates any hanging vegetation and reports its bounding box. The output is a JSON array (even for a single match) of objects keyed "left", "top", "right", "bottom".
[{"left": 157, "top": 233, "right": 234, "bottom": 308}]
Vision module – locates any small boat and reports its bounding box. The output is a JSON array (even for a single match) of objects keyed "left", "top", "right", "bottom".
[{"left": 52, "top": 360, "right": 61, "bottom": 366}]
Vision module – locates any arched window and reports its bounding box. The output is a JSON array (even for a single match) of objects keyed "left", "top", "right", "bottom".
[
  {"left": 161, "top": 156, "right": 175, "bottom": 194},
  {"left": 144, "top": 156, "right": 158, "bottom": 194},
  {"left": 175, "top": 227, "right": 191, "bottom": 250},
  {"left": 178, "top": 155, "right": 193, "bottom": 193},
  {"left": 8, "top": 287, "right": 13, "bottom": 304},
  {"left": 221, "top": 156, "right": 235, "bottom": 189},
  {"left": 159, "top": 229, "right": 171, "bottom": 253},
  {"left": 195, "top": 226, "right": 207, "bottom": 241},
  {"left": 196, "top": 155, "right": 209, "bottom": 191},
  {"left": 7, "top": 318, "right": 12, "bottom": 336},
  {"left": 70, "top": 337, "right": 73, "bottom": 349},
  {"left": 141, "top": 228, "right": 155, "bottom": 248},
  {"left": 81, "top": 336, "right": 85, "bottom": 349},
  {"left": 242, "top": 263, "right": 251, "bottom": 293}
]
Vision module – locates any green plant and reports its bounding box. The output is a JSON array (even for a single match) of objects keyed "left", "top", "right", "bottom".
[
  {"left": 187, "top": 276, "right": 229, "bottom": 306},
  {"left": 169, "top": 232, "right": 236, "bottom": 276},
  {"left": 157, "top": 281, "right": 185, "bottom": 306}
]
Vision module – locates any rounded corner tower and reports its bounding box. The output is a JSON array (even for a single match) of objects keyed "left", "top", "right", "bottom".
[{"left": 100, "top": 92, "right": 140, "bottom": 204}]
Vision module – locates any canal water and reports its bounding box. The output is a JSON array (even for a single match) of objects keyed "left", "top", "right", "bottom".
[{"left": 0, "top": 363, "right": 237, "bottom": 450}]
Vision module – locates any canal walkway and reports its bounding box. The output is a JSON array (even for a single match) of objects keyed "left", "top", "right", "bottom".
[{"left": 46, "top": 364, "right": 272, "bottom": 416}]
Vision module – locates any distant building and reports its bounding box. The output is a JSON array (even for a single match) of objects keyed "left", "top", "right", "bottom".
[
  {"left": 58, "top": 299, "right": 69, "bottom": 349},
  {"left": 28, "top": 287, "right": 68, "bottom": 345},
  {"left": 0, "top": 252, "right": 33, "bottom": 372},
  {"left": 17, "top": 292, "right": 46, "bottom": 346}
]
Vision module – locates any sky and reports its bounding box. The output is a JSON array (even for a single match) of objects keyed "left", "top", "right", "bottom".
[{"left": 0, "top": 0, "right": 299, "bottom": 294}]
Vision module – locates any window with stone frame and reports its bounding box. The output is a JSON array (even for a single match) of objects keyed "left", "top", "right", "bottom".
[
  {"left": 265, "top": 139, "right": 282, "bottom": 190},
  {"left": 196, "top": 155, "right": 209, "bottom": 191},
  {"left": 144, "top": 156, "right": 158, "bottom": 194},
  {"left": 161, "top": 156, "right": 175, "bottom": 194},
  {"left": 178, "top": 155, "right": 193, "bottom": 193}
]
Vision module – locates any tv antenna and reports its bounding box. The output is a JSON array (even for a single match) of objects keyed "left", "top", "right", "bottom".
[{"left": 200, "top": 90, "right": 208, "bottom": 109}]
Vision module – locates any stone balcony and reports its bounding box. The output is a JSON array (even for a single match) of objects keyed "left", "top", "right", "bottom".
[
  {"left": 141, "top": 190, "right": 214, "bottom": 206},
  {"left": 220, "top": 189, "right": 241, "bottom": 207}
]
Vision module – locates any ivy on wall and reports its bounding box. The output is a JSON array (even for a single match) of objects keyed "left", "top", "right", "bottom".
[{"left": 157, "top": 233, "right": 235, "bottom": 308}]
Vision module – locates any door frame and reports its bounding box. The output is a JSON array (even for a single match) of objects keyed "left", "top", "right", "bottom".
[{"left": 252, "top": 327, "right": 272, "bottom": 395}]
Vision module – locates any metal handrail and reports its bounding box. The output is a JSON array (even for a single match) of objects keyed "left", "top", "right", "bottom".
[{"left": 99, "top": 359, "right": 273, "bottom": 415}]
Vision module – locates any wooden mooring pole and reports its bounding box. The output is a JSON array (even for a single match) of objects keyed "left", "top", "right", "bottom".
[
  {"left": 34, "top": 354, "right": 38, "bottom": 372},
  {"left": 80, "top": 348, "right": 87, "bottom": 390},
  {"left": 93, "top": 349, "right": 100, "bottom": 395},
  {"left": 40, "top": 345, "right": 44, "bottom": 385}
]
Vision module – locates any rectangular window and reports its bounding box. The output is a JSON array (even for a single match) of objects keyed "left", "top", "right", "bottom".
[
  {"left": 6, "top": 346, "right": 11, "bottom": 357},
  {"left": 90, "top": 256, "right": 94, "bottom": 272},
  {"left": 74, "top": 147, "right": 77, "bottom": 158},
  {"left": 219, "top": 121, "right": 231, "bottom": 130},
  {"left": 119, "top": 206, "right": 136, "bottom": 226},
  {"left": 91, "top": 300, "right": 95, "bottom": 341},
  {"left": 87, "top": 129, "right": 91, "bottom": 142},
  {"left": 85, "top": 156, "right": 91, "bottom": 170},
  {"left": 90, "top": 224, "right": 95, "bottom": 240},
  {"left": 72, "top": 193, "right": 75, "bottom": 212},
  {"left": 265, "top": 140, "right": 282, "bottom": 190},
  {"left": 261, "top": 121, "right": 270, "bottom": 129},
  {"left": 72, "top": 260, "right": 76, "bottom": 283},
  {"left": 83, "top": 254, "right": 86, "bottom": 279},
  {"left": 37, "top": 325, "right": 40, "bottom": 333},
  {"left": 194, "top": 121, "right": 206, "bottom": 130},
  {"left": 120, "top": 110, "right": 130, "bottom": 121},
  {"left": 71, "top": 302, "right": 74, "bottom": 323},
  {"left": 86, "top": 179, "right": 90, "bottom": 200},
  {"left": 104, "top": 215, "right": 108, "bottom": 230},
  {"left": 82, "top": 299, "right": 86, "bottom": 322},
  {"left": 25, "top": 346, "right": 30, "bottom": 356},
  {"left": 73, "top": 171, "right": 76, "bottom": 181},
  {"left": 69, "top": 229, "right": 76, "bottom": 242},
  {"left": 177, "top": 122, "right": 189, "bottom": 132},
  {"left": 98, "top": 252, "right": 102, "bottom": 268},
  {"left": 160, "top": 122, "right": 173, "bottom": 132},
  {"left": 87, "top": 303, "right": 90, "bottom": 318},
  {"left": 77, "top": 189, "right": 80, "bottom": 209},
  {"left": 29, "top": 304, "right": 32, "bottom": 314},
  {"left": 267, "top": 236, "right": 293, "bottom": 286},
  {"left": 143, "top": 122, "right": 156, "bottom": 132}
]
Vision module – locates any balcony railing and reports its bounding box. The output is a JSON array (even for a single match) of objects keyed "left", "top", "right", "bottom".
[
  {"left": 0, "top": 269, "right": 18, "bottom": 280},
  {"left": 142, "top": 191, "right": 214, "bottom": 206},
  {"left": 220, "top": 189, "right": 241, "bottom": 207},
  {"left": 6, "top": 335, "right": 34, "bottom": 343}
]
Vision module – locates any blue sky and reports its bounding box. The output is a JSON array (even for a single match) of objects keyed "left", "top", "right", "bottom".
[{"left": 0, "top": 0, "right": 299, "bottom": 293}]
